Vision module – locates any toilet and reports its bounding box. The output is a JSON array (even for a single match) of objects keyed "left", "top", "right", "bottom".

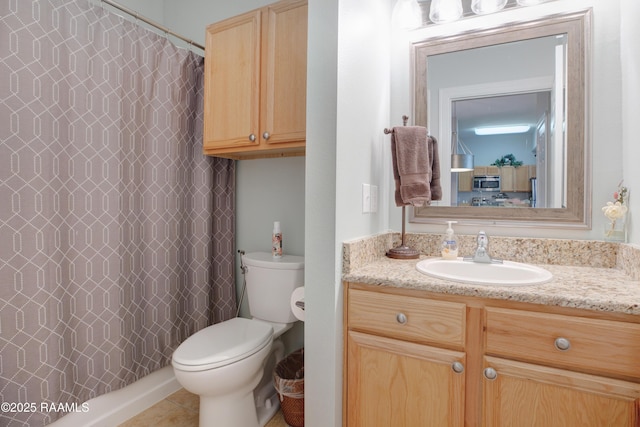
[{"left": 171, "top": 252, "right": 304, "bottom": 427}]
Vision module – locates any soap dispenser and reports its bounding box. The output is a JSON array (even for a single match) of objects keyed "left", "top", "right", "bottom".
[{"left": 441, "top": 221, "right": 459, "bottom": 260}]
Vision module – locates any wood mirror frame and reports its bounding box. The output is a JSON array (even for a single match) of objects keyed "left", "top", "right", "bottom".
[{"left": 411, "top": 9, "right": 591, "bottom": 228}]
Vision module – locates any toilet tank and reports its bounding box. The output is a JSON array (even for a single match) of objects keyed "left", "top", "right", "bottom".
[{"left": 241, "top": 252, "right": 304, "bottom": 324}]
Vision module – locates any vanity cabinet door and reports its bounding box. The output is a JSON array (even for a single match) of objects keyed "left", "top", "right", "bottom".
[
  {"left": 482, "top": 356, "right": 640, "bottom": 427},
  {"left": 346, "top": 330, "right": 466, "bottom": 427}
]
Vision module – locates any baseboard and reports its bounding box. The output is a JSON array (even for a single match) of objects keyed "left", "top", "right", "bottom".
[{"left": 47, "top": 366, "right": 181, "bottom": 427}]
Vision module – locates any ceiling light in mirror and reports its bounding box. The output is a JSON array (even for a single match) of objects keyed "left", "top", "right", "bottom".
[
  {"left": 471, "top": 0, "right": 507, "bottom": 15},
  {"left": 392, "top": 0, "right": 422, "bottom": 29},
  {"left": 475, "top": 125, "right": 531, "bottom": 135},
  {"left": 429, "top": 0, "right": 463, "bottom": 24}
]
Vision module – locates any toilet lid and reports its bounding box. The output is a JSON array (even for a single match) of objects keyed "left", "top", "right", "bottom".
[{"left": 172, "top": 318, "right": 273, "bottom": 371}]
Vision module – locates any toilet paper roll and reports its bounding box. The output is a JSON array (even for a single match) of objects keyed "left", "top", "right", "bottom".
[{"left": 290, "top": 287, "right": 305, "bottom": 322}]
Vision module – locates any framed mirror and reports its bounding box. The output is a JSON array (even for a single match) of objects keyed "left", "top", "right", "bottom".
[{"left": 411, "top": 9, "right": 591, "bottom": 228}]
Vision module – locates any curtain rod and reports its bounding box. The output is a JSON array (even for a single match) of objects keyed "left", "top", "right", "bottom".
[{"left": 100, "top": 0, "right": 205, "bottom": 51}]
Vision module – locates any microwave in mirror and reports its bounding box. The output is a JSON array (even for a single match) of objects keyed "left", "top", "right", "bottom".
[{"left": 473, "top": 175, "right": 501, "bottom": 192}]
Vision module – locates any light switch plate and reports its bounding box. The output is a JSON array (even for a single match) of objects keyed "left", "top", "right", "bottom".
[
  {"left": 370, "top": 185, "right": 378, "bottom": 213},
  {"left": 362, "top": 183, "right": 371, "bottom": 213}
]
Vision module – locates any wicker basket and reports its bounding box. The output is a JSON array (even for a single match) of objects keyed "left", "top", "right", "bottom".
[{"left": 273, "top": 348, "right": 304, "bottom": 427}]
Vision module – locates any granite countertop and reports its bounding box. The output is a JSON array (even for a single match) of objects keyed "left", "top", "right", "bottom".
[{"left": 342, "top": 234, "right": 640, "bottom": 316}]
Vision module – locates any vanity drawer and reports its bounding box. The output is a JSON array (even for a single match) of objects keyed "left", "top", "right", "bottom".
[
  {"left": 485, "top": 307, "right": 640, "bottom": 379},
  {"left": 347, "top": 288, "right": 466, "bottom": 349}
]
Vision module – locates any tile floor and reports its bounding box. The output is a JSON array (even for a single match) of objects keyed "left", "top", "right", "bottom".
[{"left": 118, "top": 388, "right": 288, "bottom": 427}]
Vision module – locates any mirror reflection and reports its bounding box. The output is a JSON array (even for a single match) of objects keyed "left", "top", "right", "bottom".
[
  {"left": 430, "top": 35, "right": 566, "bottom": 209},
  {"left": 412, "top": 11, "right": 590, "bottom": 227}
]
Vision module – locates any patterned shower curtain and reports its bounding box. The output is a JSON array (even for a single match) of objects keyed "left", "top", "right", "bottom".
[{"left": 0, "top": 1, "right": 236, "bottom": 425}]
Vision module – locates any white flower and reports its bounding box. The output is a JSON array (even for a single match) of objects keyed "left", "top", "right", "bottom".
[{"left": 602, "top": 201, "right": 628, "bottom": 221}]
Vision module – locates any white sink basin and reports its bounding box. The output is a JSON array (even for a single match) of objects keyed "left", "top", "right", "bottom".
[{"left": 416, "top": 257, "right": 553, "bottom": 286}]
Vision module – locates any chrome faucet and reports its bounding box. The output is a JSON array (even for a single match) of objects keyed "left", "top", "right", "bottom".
[{"left": 464, "top": 231, "right": 503, "bottom": 264}]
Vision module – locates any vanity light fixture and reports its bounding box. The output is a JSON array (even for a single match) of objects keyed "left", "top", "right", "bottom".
[
  {"left": 429, "top": 0, "right": 463, "bottom": 24},
  {"left": 471, "top": 0, "right": 508, "bottom": 15},
  {"left": 474, "top": 125, "right": 531, "bottom": 135},
  {"left": 391, "top": 0, "right": 422, "bottom": 30}
]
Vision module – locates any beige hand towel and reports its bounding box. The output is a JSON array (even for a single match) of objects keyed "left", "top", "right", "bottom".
[{"left": 391, "top": 126, "right": 432, "bottom": 207}]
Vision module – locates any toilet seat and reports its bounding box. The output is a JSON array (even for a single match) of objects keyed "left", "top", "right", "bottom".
[{"left": 172, "top": 317, "right": 273, "bottom": 372}]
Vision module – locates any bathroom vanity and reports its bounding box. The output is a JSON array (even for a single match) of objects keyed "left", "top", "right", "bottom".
[{"left": 342, "top": 235, "right": 640, "bottom": 427}]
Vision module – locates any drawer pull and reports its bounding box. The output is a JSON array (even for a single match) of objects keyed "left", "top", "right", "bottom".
[
  {"left": 263, "top": 131, "right": 271, "bottom": 140},
  {"left": 483, "top": 367, "right": 498, "bottom": 380},
  {"left": 249, "top": 133, "right": 256, "bottom": 142},
  {"left": 396, "top": 313, "right": 408, "bottom": 324},
  {"left": 554, "top": 337, "right": 571, "bottom": 351},
  {"left": 451, "top": 362, "right": 464, "bottom": 374}
]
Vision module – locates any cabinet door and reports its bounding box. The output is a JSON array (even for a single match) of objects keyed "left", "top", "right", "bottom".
[
  {"left": 483, "top": 356, "right": 640, "bottom": 427},
  {"left": 260, "top": 0, "right": 307, "bottom": 145},
  {"left": 474, "top": 166, "right": 488, "bottom": 176},
  {"left": 347, "top": 331, "right": 465, "bottom": 427},
  {"left": 458, "top": 170, "right": 473, "bottom": 192},
  {"left": 499, "top": 166, "right": 515, "bottom": 192},
  {"left": 203, "top": 11, "right": 261, "bottom": 150},
  {"left": 476, "top": 166, "right": 500, "bottom": 175},
  {"left": 514, "top": 166, "right": 532, "bottom": 192},
  {"left": 486, "top": 166, "right": 500, "bottom": 175}
]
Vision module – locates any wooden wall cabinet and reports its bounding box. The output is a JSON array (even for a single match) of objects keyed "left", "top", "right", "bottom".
[
  {"left": 344, "top": 283, "right": 640, "bottom": 427},
  {"left": 202, "top": 0, "right": 307, "bottom": 160}
]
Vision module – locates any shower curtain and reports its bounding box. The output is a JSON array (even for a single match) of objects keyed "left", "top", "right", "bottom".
[{"left": 0, "top": 1, "right": 236, "bottom": 425}]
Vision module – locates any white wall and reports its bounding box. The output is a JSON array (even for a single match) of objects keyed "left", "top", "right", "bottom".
[
  {"left": 392, "top": 0, "right": 631, "bottom": 243},
  {"left": 621, "top": 0, "right": 639, "bottom": 245},
  {"left": 304, "top": 0, "right": 339, "bottom": 422},
  {"left": 306, "top": 0, "right": 393, "bottom": 423}
]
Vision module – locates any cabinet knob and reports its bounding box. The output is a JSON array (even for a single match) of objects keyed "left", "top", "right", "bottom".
[
  {"left": 396, "top": 313, "right": 407, "bottom": 324},
  {"left": 262, "top": 131, "right": 270, "bottom": 140},
  {"left": 249, "top": 133, "right": 256, "bottom": 142},
  {"left": 554, "top": 337, "right": 571, "bottom": 351},
  {"left": 451, "top": 362, "right": 464, "bottom": 374},
  {"left": 483, "top": 367, "right": 498, "bottom": 380}
]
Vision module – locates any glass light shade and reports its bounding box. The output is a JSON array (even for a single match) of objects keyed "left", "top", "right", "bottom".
[
  {"left": 429, "top": 0, "right": 463, "bottom": 24},
  {"left": 391, "top": 0, "right": 422, "bottom": 30},
  {"left": 451, "top": 154, "right": 474, "bottom": 172},
  {"left": 517, "top": 0, "right": 545, "bottom": 5},
  {"left": 471, "top": 0, "right": 508, "bottom": 15}
]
